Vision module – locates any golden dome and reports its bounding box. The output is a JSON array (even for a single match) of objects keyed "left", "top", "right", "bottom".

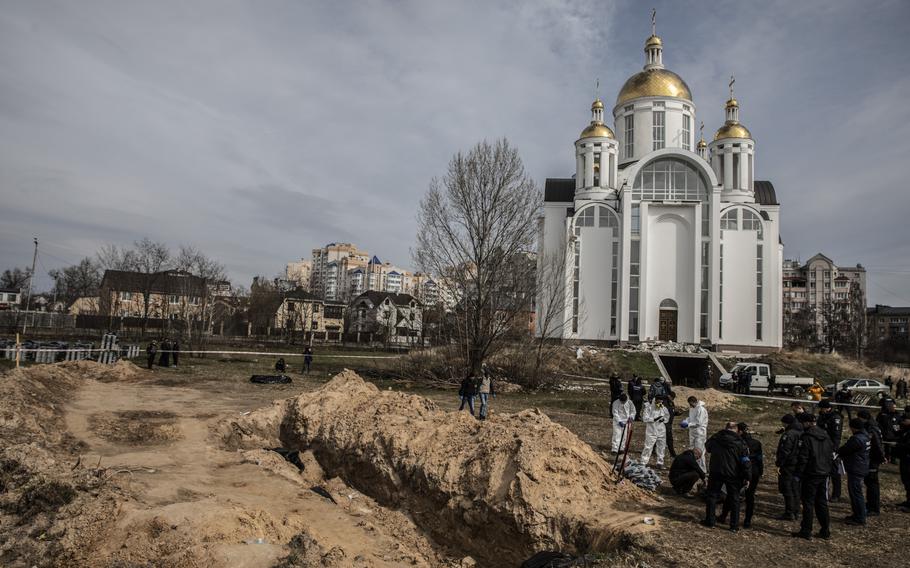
[
  {"left": 616, "top": 68, "right": 692, "bottom": 106},
  {"left": 645, "top": 34, "right": 662, "bottom": 48},
  {"left": 697, "top": 138, "right": 707, "bottom": 149},
  {"left": 714, "top": 122, "right": 752, "bottom": 141},
  {"left": 591, "top": 98, "right": 604, "bottom": 110},
  {"left": 726, "top": 98, "right": 739, "bottom": 108},
  {"left": 580, "top": 122, "right": 615, "bottom": 139}
]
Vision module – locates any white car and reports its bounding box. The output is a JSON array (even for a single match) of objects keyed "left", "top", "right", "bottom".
[{"left": 826, "top": 378, "right": 890, "bottom": 399}]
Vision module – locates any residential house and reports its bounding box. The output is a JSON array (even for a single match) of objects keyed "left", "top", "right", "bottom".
[
  {"left": 99, "top": 269, "right": 207, "bottom": 320},
  {"left": 270, "top": 288, "right": 346, "bottom": 343},
  {"left": 68, "top": 296, "right": 100, "bottom": 315},
  {"left": 348, "top": 291, "right": 423, "bottom": 346},
  {"left": 0, "top": 288, "right": 21, "bottom": 310}
]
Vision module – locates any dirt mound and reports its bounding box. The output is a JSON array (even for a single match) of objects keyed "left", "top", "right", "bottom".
[
  {"left": 673, "top": 385, "right": 737, "bottom": 409},
  {"left": 233, "top": 370, "right": 654, "bottom": 565},
  {"left": 58, "top": 359, "right": 143, "bottom": 382},
  {"left": 88, "top": 410, "right": 183, "bottom": 445}
]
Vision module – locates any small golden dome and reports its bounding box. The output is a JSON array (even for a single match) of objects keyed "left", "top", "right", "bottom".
[
  {"left": 591, "top": 98, "right": 604, "bottom": 110},
  {"left": 616, "top": 68, "right": 692, "bottom": 106},
  {"left": 580, "top": 122, "right": 615, "bottom": 139},
  {"left": 714, "top": 122, "right": 752, "bottom": 141},
  {"left": 697, "top": 138, "right": 707, "bottom": 149},
  {"left": 645, "top": 34, "right": 662, "bottom": 48},
  {"left": 726, "top": 98, "right": 739, "bottom": 108}
]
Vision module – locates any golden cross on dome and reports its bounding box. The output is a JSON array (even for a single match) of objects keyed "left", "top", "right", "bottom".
[
  {"left": 651, "top": 8, "right": 656, "bottom": 35},
  {"left": 699, "top": 121, "right": 704, "bottom": 139},
  {"left": 729, "top": 74, "right": 735, "bottom": 98}
]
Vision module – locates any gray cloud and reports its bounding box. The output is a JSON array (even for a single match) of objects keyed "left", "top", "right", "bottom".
[{"left": 0, "top": 0, "right": 908, "bottom": 304}]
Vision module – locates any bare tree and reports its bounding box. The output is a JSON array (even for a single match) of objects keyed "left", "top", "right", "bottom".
[
  {"left": 1, "top": 267, "right": 31, "bottom": 294},
  {"left": 530, "top": 242, "right": 575, "bottom": 385},
  {"left": 97, "top": 239, "right": 172, "bottom": 333},
  {"left": 174, "top": 245, "right": 227, "bottom": 348},
  {"left": 49, "top": 257, "right": 102, "bottom": 307},
  {"left": 414, "top": 139, "right": 540, "bottom": 377}
]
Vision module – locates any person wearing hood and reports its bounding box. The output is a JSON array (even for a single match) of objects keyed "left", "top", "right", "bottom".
[
  {"left": 857, "top": 409, "right": 884, "bottom": 516},
  {"left": 793, "top": 413, "right": 835, "bottom": 540},
  {"left": 640, "top": 397, "right": 671, "bottom": 469},
  {"left": 458, "top": 376, "right": 477, "bottom": 416},
  {"left": 648, "top": 376, "right": 669, "bottom": 402},
  {"left": 628, "top": 376, "right": 645, "bottom": 421},
  {"left": 775, "top": 414, "right": 803, "bottom": 520},
  {"left": 611, "top": 393, "right": 636, "bottom": 453},
  {"left": 145, "top": 340, "right": 158, "bottom": 370},
  {"left": 684, "top": 396, "right": 709, "bottom": 472},
  {"left": 609, "top": 373, "right": 623, "bottom": 404},
  {"left": 701, "top": 422, "right": 751, "bottom": 532},
  {"left": 719, "top": 423, "right": 763, "bottom": 529},
  {"left": 838, "top": 418, "right": 871, "bottom": 526}
]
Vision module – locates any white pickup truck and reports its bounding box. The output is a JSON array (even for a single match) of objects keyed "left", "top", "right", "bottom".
[{"left": 719, "top": 362, "right": 815, "bottom": 397}]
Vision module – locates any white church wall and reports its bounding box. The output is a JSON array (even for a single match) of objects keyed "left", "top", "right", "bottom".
[
  {"left": 642, "top": 206, "right": 695, "bottom": 342},
  {"left": 537, "top": 204, "right": 571, "bottom": 337},
  {"left": 720, "top": 229, "right": 759, "bottom": 346},
  {"left": 577, "top": 224, "right": 614, "bottom": 340}
]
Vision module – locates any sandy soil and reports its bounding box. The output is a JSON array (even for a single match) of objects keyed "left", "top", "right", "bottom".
[{"left": 2, "top": 357, "right": 908, "bottom": 568}]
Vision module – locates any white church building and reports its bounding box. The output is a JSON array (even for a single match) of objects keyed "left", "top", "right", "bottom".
[{"left": 537, "top": 28, "right": 782, "bottom": 351}]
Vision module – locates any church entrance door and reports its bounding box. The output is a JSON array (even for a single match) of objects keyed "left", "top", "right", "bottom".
[{"left": 658, "top": 299, "right": 678, "bottom": 342}]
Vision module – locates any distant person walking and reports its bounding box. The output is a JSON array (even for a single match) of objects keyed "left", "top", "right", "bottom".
[
  {"left": 897, "top": 377, "right": 908, "bottom": 400},
  {"left": 838, "top": 418, "right": 871, "bottom": 526},
  {"left": 145, "top": 341, "right": 158, "bottom": 370},
  {"left": 611, "top": 393, "right": 636, "bottom": 453},
  {"left": 458, "top": 376, "right": 477, "bottom": 416},
  {"left": 477, "top": 375, "right": 495, "bottom": 420},
  {"left": 171, "top": 339, "right": 180, "bottom": 367},
  {"left": 834, "top": 385, "right": 853, "bottom": 419},
  {"left": 303, "top": 347, "right": 313, "bottom": 374},
  {"left": 793, "top": 413, "right": 834, "bottom": 540},
  {"left": 885, "top": 376, "right": 894, "bottom": 395},
  {"left": 628, "top": 376, "right": 645, "bottom": 421},
  {"left": 685, "top": 396, "right": 709, "bottom": 472},
  {"left": 159, "top": 338, "right": 171, "bottom": 368}
]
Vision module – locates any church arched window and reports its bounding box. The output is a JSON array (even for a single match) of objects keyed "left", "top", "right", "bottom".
[
  {"left": 597, "top": 206, "right": 620, "bottom": 236},
  {"left": 632, "top": 157, "right": 707, "bottom": 201},
  {"left": 576, "top": 207, "right": 595, "bottom": 228},
  {"left": 721, "top": 208, "right": 763, "bottom": 239}
]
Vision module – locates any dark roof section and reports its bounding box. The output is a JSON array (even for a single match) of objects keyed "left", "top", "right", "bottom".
[
  {"left": 544, "top": 178, "right": 575, "bottom": 202},
  {"left": 353, "top": 291, "right": 420, "bottom": 307},
  {"left": 867, "top": 305, "right": 910, "bottom": 316},
  {"left": 100, "top": 269, "right": 206, "bottom": 296},
  {"left": 754, "top": 181, "right": 778, "bottom": 205},
  {"left": 284, "top": 288, "right": 321, "bottom": 301}
]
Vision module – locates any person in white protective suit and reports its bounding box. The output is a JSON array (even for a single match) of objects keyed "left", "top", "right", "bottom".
[
  {"left": 682, "top": 396, "right": 710, "bottom": 471},
  {"left": 640, "top": 397, "right": 671, "bottom": 468},
  {"left": 611, "top": 393, "right": 637, "bottom": 453}
]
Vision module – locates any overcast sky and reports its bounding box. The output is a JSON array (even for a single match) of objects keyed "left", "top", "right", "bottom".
[{"left": 1, "top": 0, "right": 909, "bottom": 305}]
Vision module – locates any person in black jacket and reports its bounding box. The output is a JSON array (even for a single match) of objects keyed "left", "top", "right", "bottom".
[
  {"left": 701, "top": 422, "right": 751, "bottom": 532},
  {"left": 669, "top": 448, "right": 705, "bottom": 495},
  {"left": 817, "top": 400, "right": 843, "bottom": 501},
  {"left": 609, "top": 373, "right": 623, "bottom": 404},
  {"left": 793, "top": 413, "right": 835, "bottom": 540},
  {"left": 834, "top": 385, "right": 853, "bottom": 419},
  {"left": 719, "top": 423, "right": 763, "bottom": 528},
  {"left": 895, "top": 417, "right": 910, "bottom": 510},
  {"left": 458, "top": 376, "right": 477, "bottom": 416},
  {"left": 776, "top": 414, "right": 803, "bottom": 520},
  {"left": 877, "top": 400, "right": 901, "bottom": 462},
  {"left": 628, "top": 376, "right": 645, "bottom": 421},
  {"left": 838, "top": 418, "right": 871, "bottom": 526},
  {"left": 857, "top": 409, "right": 884, "bottom": 516},
  {"left": 665, "top": 391, "right": 680, "bottom": 458}
]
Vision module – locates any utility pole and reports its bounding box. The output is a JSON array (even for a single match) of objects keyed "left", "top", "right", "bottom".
[{"left": 22, "top": 237, "right": 38, "bottom": 334}]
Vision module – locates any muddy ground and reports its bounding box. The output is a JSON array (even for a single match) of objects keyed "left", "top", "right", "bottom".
[{"left": 1, "top": 356, "right": 908, "bottom": 567}]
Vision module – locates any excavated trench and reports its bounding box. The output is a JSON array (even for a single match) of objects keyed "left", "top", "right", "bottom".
[{"left": 231, "top": 370, "right": 655, "bottom": 566}]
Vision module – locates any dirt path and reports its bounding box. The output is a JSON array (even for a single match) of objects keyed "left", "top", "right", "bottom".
[{"left": 63, "top": 379, "right": 449, "bottom": 567}]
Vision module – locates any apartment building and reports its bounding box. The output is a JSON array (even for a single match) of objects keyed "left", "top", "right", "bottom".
[
  {"left": 867, "top": 305, "right": 910, "bottom": 342},
  {"left": 285, "top": 260, "right": 312, "bottom": 290},
  {"left": 309, "top": 243, "right": 370, "bottom": 299}
]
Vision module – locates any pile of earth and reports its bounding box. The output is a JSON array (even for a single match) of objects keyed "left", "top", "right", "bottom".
[
  {"left": 672, "top": 385, "right": 737, "bottom": 410},
  {"left": 0, "top": 361, "right": 140, "bottom": 566},
  {"left": 227, "top": 370, "right": 655, "bottom": 566}
]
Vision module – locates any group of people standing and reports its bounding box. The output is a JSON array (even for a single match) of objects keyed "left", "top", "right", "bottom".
[
  {"left": 609, "top": 374, "right": 708, "bottom": 472},
  {"left": 145, "top": 338, "right": 179, "bottom": 369}
]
